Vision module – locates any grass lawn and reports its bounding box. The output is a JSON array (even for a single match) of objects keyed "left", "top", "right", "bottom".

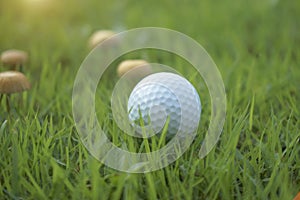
[{"left": 0, "top": 0, "right": 299, "bottom": 199}]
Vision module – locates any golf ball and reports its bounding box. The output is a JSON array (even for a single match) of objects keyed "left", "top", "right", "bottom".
[{"left": 128, "top": 72, "right": 201, "bottom": 137}]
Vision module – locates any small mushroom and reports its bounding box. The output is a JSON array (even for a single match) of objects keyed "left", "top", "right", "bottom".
[
  {"left": 88, "top": 30, "right": 116, "bottom": 49},
  {"left": 117, "top": 59, "right": 152, "bottom": 78},
  {"left": 0, "top": 71, "right": 31, "bottom": 112},
  {"left": 0, "top": 49, "right": 28, "bottom": 71}
]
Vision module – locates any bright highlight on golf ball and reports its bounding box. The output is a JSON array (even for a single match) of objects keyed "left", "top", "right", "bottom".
[{"left": 128, "top": 72, "right": 201, "bottom": 137}]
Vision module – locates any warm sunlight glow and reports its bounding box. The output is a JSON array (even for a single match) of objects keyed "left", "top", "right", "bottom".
[
  {"left": 24, "top": 0, "right": 49, "bottom": 6},
  {"left": 22, "top": 0, "right": 54, "bottom": 11},
  {"left": 25, "top": 0, "right": 46, "bottom": 3}
]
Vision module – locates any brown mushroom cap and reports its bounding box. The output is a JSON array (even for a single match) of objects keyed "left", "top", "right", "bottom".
[
  {"left": 1, "top": 49, "right": 28, "bottom": 66},
  {"left": 117, "top": 59, "right": 152, "bottom": 77},
  {"left": 0, "top": 71, "right": 31, "bottom": 94},
  {"left": 88, "top": 30, "right": 116, "bottom": 49}
]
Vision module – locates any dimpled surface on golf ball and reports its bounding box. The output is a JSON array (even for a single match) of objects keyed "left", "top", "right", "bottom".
[{"left": 128, "top": 72, "right": 201, "bottom": 136}]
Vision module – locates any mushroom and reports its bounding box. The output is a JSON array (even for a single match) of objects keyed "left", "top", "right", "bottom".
[
  {"left": 0, "top": 49, "right": 28, "bottom": 71},
  {"left": 88, "top": 30, "right": 116, "bottom": 49},
  {"left": 0, "top": 71, "right": 31, "bottom": 112},
  {"left": 117, "top": 59, "right": 152, "bottom": 78}
]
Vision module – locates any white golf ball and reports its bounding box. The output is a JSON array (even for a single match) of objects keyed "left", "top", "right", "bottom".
[{"left": 128, "top": 72, "right": 201, "bottom": 137}]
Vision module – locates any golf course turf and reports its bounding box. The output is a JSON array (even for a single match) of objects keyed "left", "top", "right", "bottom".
[{"left": 0, "top": 0, "right": 299, "bottom": 199}]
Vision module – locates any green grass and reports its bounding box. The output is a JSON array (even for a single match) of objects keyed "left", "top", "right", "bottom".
[{"left": 0, "top": 0, "right": 299, "bottom": 199}]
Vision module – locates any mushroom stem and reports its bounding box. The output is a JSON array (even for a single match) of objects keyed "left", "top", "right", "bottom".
[
  {"left": 6, "top": 94, "right": 10, "bottom": 113},
  {"left": 19, "top": 93, "right": 23, "bottom": 108}
]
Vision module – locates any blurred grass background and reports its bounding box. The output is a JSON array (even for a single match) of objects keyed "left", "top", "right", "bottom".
[{"left": 0, "top": 0, "right": 299, "bottom": 199}]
